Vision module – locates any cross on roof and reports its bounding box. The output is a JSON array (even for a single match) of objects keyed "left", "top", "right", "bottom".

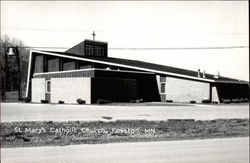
[{"left": 92, "top": 31, "right": 96, "bottom": 41}]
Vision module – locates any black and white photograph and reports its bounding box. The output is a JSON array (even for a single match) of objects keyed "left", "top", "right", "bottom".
[{"left": 0, "top": 1, "right": 249, "bottom": 163}]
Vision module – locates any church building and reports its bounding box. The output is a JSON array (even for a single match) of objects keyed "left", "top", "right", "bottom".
[{"left": 25, "top": 38, "right": 249, "bottom": 104}]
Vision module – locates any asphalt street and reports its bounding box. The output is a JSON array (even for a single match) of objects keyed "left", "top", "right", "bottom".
[
  {"left": 1, "top": 103, "right": 249, "bottom": 122},
  {"left": 1, "top": 137, "right": 249, "bottom": 163}
]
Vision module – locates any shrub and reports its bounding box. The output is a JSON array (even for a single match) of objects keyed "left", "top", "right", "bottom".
[
  {"left": 238, "top": 98, "right": 249, "bottom": 103},
  {"left": 166, "top": 100, "right": 173, "bottom": 103},
  {"left": 41, "top": 99, "right": 49, "bottom": 103},
  {"left": 223, "top": 99, "right": 231, "bottom": 104},
  {"left": 190, "top": 100, "right": 196, "bottom": 104},
  {"left": 130, "top": 99, "right": 144, "bottom": 103},
  {"left": 58, "top": 100, "right": 64, "bottom": 104},
  {"left": 23, "top": 97, "right": 31, "bottom": 103},
  {"left": 232, "top": 99, "right": 240, "bottom": 103},
  {"left": 130, "top": 99, "right": 137, "bottom": 103},
  {"left": 76, "top": 98, "right": 86, "bottom": 104},
  {"left": 239, "top": 98, "right": 244, "bottom": 103},
  {"left": 212, "top": 101, "right": 218, "bottom": 104},
  {"left": 201, "top": 99, "right": 210, "bottom": 104},
  {"left": 243, "top": 98, "right": 249, "bottom": 103},
  {"left": 97, "top": 99, "right": 106, "bottom": 104},
  {"left": 138, "top": 99, "right": 144, "bottom": 103},
  {"left": 97, "top": 99, "right": 112, "bottom": 104}
]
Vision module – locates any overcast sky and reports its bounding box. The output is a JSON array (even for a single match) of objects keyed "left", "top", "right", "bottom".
[{"left": 1, "top": 1, "right": 249, "bottom": 81}]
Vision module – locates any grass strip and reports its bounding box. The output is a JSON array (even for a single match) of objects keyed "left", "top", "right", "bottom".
[{"left": 1, "top": 118, "right": 249, "bottom": 148}]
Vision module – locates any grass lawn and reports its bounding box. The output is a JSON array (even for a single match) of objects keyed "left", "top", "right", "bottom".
[{"left": 1, "top": 118, "right": 249, "bottom": 148}]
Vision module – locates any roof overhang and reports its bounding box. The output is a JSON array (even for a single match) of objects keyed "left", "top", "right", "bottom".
[{"left": 214, "top": 80, "right": 249, "bottom": 84}]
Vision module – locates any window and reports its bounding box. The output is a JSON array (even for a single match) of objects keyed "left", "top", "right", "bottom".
[
  {"left": 99, "top": 47, "right": 104, "bottom": 56},
  {"left": 86, "top": 45, "right": 90, "bottom": 55},
  {"left": 94, "top": 46, "right": 98, "bottom": 56},
  {"left": 86, "top": 43, "right": 106, "bottom": 57},
  {"left": 161, "top": 83, "right": 165, "bottom": 93},
  {"left": 160, "top": 76, "right": 166, "bottom": 82},
  {"left": 93, "top": 46, "right": 104, "bottom": 56},
  {"left": 86, "top": 45, "right": 93, "bottom": 55},
  {"left": 46, "top": 80, "right": 51, "bottom": 93}
]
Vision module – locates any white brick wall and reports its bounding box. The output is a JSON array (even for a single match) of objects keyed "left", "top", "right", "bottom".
[
  {"left": 31, "top": 78, "right": 45, "bottom": 102},
  {"left": 51, "top": 78, "right": 91, "bottom": 104},
  {"left": 166, "top": 77, "right": 210, "bottom": 103}
]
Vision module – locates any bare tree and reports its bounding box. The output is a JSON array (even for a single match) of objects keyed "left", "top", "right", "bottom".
[{"left": 0, "top": 35, "right": 30, "bottom": 101}]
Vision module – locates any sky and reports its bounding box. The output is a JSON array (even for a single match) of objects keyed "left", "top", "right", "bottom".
[{"left": 1, "top": 1, "right": 249, "bottom": 81}]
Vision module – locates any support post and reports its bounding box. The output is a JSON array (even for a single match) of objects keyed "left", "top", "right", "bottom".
[
  {"left": 16, "top": 47, "right": 22, "bottom": 101},
  {"left": 209, "top": 83, "right": 212, "bottom": 102}
]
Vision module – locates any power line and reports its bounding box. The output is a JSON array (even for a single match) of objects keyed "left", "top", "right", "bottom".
[
  {"left": 109, "top": 46, "right": 249, "bottom": 50},
  {"left": 0, "top": 45, "right": 248, "bottom": 50}
]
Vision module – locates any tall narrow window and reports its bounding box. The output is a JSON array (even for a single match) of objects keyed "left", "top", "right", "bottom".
[
  {"left": 86, "top": 45, "right": 90, "bottom": 55},
  {"left": 46, "top": 80, "right": 51, "bottom": 93},
  {"left": 86, "top": 45, "right": 93, "bottom": 55},
  {"left": 94, "top": 46, "right": 98, "bottom": 56},
  {"left": 89, "top": 45, "right": 93, "bottom": 55},
  {"left": 161, "top": 83, "right": 165, "bottom": 93}
]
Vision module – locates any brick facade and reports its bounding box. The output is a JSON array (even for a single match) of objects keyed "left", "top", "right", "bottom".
[
  {"left": 31, "top": 78, "right": 45, "bottom": 102},
  {"left": 166, "top": 77, "right": 210, "bottom": 103},
  {"left": 51, "top": 78, "right": 91, "bottom": 104}
]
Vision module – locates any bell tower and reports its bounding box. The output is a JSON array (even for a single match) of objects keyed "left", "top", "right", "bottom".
[{"left": 3, "top": 46, "right": 22, "bottom": 101}]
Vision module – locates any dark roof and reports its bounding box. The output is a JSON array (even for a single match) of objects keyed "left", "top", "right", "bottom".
[{"left": 40, "top": 50, "right": 248, "bottom": 84}]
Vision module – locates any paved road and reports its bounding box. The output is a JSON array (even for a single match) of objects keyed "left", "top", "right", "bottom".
[
  {"left": 1, "top": 137, "right": 249, "bottom": 163},
  {"left": 1, "top": 103, "right": 249, "bottom": 122}
]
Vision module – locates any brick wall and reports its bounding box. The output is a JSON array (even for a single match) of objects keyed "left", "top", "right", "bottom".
[
  {"left": 166, "top": 77, "right": 210, "bottom": 103},
  {"left": 51, "top": 78, "right": 91, "bottom": 104},
  {"left": 31, "top": 78, "right": 45, "bottom": 102}
]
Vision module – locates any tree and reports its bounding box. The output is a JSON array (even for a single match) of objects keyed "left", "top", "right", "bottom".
[{"left": 0, "top": 35, "right": 30, "bottom": 101}]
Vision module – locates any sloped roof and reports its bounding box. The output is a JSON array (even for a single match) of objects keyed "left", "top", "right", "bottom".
[{"left": 36, "top": 50, "right": 248, "bottom": 84}]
